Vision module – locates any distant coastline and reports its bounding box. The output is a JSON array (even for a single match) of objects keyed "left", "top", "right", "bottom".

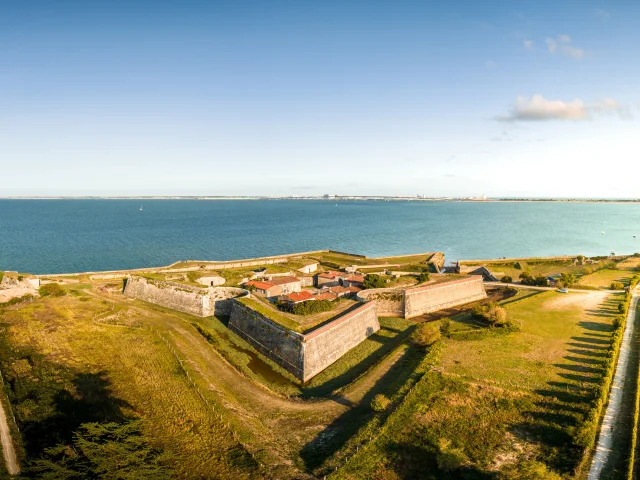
[{"left": 2, "top": 196, "right": 640, "bottom": 204}]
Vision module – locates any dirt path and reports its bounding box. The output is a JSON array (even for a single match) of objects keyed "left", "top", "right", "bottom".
[
  {"left": 587, "top": 289, "right": 639, "bottom": 479},
  {"left": 0, "top": 397, "right": 19, "bottom": 475}
]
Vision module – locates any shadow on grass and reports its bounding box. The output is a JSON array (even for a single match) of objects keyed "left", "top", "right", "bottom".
[
  {"left": 554, "top": 363, "right": 604, "bottom": 375},
  {"left": 578, "top": 321, "right": 614, "bottom": 333},
  {"left": 302, "top": 324, "right": 415, "bottom": 398},
  {"left": 381, "top": 442, "right": 498, "bottom": 480},
  {"left": 300, "top": 346, "right": 425, "bottom": 474}
]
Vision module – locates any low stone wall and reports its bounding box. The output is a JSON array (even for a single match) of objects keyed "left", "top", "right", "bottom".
[
  {"left": 123, "top": 276, "right": 247, "bottom": 317},
  {"left": 228, "top": 300, "right": 380, "bottom": 381},
  {"left": 357, "top": 276, "right": 487, "bottom": 318},
  {"left": 357, "top": 289, "right": 404, "bottom": 316},
  {"left": 302, "top": 302, "right": 379, "bottom": 381},
  {"left": 404, "top": 276, "right": 486, "bottom": 318}
]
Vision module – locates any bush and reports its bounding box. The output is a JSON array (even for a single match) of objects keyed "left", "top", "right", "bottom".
[
  {"left": 411, "top": 323, "right": 441, "bottom": 347},
  {"left": 519, "top": 272, "right": 549, "bottom": 287},
  {"left": 288, "top": 300, "right": 333, "bottom": 315},
  {"left": 619, "top": 302, "right": 628, "bottom": 314},
  {"left": 471, "top": 302, "right": 508, "bottom": 326},
  {"left": 370, "top": 394, "right": 391, "bottom": 412},
  {"left": 501, "top": 275, "right": 512, "bottom": 283},
  {"left": 0, "top": 271, "right": 3, "bottom": 283},
  {"left": 417, "top": 272, "right": 430, "bottom": 283},
  {"left": 611, "top": 281, "right": 625, "bottom": 290},
  {"left": 363, "top": 274, "right": 386, "bottom": 289},
  {"left": 39, "top": 283, "right": 66, "bottom": 297},
  {"left": 440, "top": 318, "right": 452, "bottom": 338}
]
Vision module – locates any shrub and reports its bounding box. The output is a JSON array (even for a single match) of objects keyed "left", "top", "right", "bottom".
[
  {"left": 289, "top": 300, "right": 333, "bottom": 315},
  {"left": 519, "top": 272, "right": 549, "bottom": 287},
  {"left": 611, "top": 281, "right": 625, "bottom": 290},
  {"left": 501, "top": 275, "right": 512, "bottom": 283},
  {"left": 370, "top": 394, "right": 391, "bottom": 412},
  {"left": 39, "top": 283, "right": 66, "bottom": 297},
  {"left": 417, "top": 272, "right": 430, "bottom": 283},
  {"left": 440, "top": 318, "right": 452, "bottom": 338},
  {"left": 0, "top": 271, "right": 3, "bottom": 283},
  {"left": 411, "top": 323, "right": 441, "bottom": 347},
  {"left": 471, "top": 302, "right": 508, "bottom": 326},
  {"left": 17, "top": 275, "right": 23, "bottom": 281},
  {"left": 363, "top": 274, "right": 386, "bottom": 289},
  {"left": 619, "top": 302, "right": 628, "bottom": 314}
]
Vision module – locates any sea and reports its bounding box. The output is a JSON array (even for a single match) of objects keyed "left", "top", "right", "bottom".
[{"left": 2, "top": 199, "right": 640, "bottom": 274}]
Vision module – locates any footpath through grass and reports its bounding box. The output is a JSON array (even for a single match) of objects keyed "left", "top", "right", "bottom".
[{"left": 333, "top": 289, "right": 620, "bottom": 479}]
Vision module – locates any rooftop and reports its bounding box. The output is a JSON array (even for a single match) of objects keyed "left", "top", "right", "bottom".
[{"left": 285, "top": 291, "right": 315, "bottom": 303}]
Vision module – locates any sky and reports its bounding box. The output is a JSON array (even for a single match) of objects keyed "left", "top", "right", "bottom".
[{"left": 1, "top": 0, "right": 639, "bottom": 198}]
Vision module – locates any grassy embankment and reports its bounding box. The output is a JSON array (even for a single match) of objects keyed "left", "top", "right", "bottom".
[
  {"left": 0, "top": 289, "right": 260, "bottom": 479},
  {"left": 332, "top": 288, "right": 622, "bottom": 479}
]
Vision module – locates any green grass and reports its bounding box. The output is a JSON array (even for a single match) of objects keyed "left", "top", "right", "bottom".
[
  {"left": 334, "top": 289, "right": 620, "bottom": 478},
  {"left": 192, "top": 315, "right": 416, "bottom": 398},
  {"left": 0, "top": 295, "right": 259, "bottom": 479},
  {"left": 579, "top": 269, "right": 634, "bottom": 289},
  {"left": 236, "top": 296, "right": 302, "bottom": 331}
]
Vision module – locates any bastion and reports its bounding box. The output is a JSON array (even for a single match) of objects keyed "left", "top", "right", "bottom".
[
  {"left": 123, "top": 275, "right": 381, "bottom": 381},
  {"left": 357, "top": 275, "right": 486, "bottom": 318},
  {"left": 123, "top": 275, "right": 248, "bottom": 317},
  {"left": 228, "top": 300, "right": 380, "bottom": 382}
]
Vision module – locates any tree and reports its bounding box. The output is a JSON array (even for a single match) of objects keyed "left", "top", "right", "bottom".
[
  {"left": 559, "top": 273, "right": 576, "bottom": 288},
  {"left": 27, "top": 421, "right": 173, "bottom": 480},
  {"left": 611, "top": 281, "right": 625, "bottom": 290},
  {"left": 363, "top": 274, "right": 386, "bottom": 289},
  {"left": 411, "top": 323, "right": 441, "bottom": 347},
  {"left": 501, "top": 275, "right": 512, "bottom": 283}
]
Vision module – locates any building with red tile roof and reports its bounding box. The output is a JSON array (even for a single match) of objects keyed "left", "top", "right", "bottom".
[
  {"left": 314, "top": 291, "right": 338, "bottom": 301},
  {"left": 245, "top": 276, "right": 302, "bottom": 297},
  {"left": 283, "top": 290, "right": 315, "bottom": 304}
]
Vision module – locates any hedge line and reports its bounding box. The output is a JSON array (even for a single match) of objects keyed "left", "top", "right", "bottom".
[
  {"left": 576, "top": 275, "right": 640, "bottom": 475},
  {"left": 629, "top": 295, "right": 640, "bottom": 480}
]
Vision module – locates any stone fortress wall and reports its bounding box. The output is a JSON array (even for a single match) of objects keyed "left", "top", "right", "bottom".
[
  {"left": 124, "top": 275, "right": 380, "bottom": 381},
  {"left": 123, "top": 275, "right": 247, "bottom": 317},
  {"left": 228, "top": 301, "right": 379, "bottom": 382},
  {"left": 358, "top": 275, "right": 486, "bottom": 318}
]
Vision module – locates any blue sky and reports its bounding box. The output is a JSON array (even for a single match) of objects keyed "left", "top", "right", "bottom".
[{"left": 1, "top": 0, "right": 639, "bottom": 197}]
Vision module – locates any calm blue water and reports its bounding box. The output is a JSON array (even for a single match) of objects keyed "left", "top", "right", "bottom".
[{"left": 2, "top": 199, "right": 640, "bottom": 274}]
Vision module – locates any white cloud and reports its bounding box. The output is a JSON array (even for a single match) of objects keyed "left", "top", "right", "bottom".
[
  {"left": 594, "top": 8, "right": 610, "bottom": 20},
  {"left": 541, "top": 35, "right": 586, "bottom": 59},
  {"left": 498, "top": 94, "right": 628, "bottom": 122},
  {"left": 562, "top": 45, "right": 585, "bottom": 59},
  {"left": 545, "top": 38, "right": 558, "bottom": 53},
  {"left": 523, "top": 39, "right": 534, "bottom": 50}
]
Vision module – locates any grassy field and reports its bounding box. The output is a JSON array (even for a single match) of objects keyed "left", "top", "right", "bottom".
[
  {"left": 0, "top": 290, "right": 259, "bottom": 479},
  {"left": 0, "top": 282, "right": 428, "bottom": 478},
  {"left": 579, "top": 269, "right": 634, "bottom": 289},
  {"left": 333, "top": 289, "right": 620, "bottom": 479}
]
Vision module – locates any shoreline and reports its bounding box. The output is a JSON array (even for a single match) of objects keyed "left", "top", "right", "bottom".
[{"left": 2, "top": 196, "right": 640, "bottom": 204}]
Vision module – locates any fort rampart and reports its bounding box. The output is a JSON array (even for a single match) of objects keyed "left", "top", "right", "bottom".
[
  {"left": 228, "top": 301, "right": 380, "bottom": 382},
  {"left": 357, "top": 276, "right": 486, "bottom": 318},
  {"left": 123, "top": 275, "right": 247, "bottom": 317}
]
